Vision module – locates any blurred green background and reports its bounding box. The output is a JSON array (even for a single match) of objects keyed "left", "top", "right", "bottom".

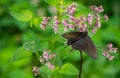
[{"left": 0, "top": 0, "right": 120, "bottom": 78}]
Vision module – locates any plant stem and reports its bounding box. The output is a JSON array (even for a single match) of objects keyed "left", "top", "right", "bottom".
[{"left": 79, "top": 51, "right": 83, "bottom": 78}]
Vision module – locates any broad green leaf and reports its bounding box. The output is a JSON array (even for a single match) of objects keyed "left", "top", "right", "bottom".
[
  {"left": 40, "top": 65, "right": 54, "bottom": 75},
  {"left": 9, "top": 47, "right": 32, "bottom": 63},
  {"left": 23, "top": 40, "right": 49, "bottom": 52},
  {"left": 60, "top": 63, "right": 79, "bottom": 75},
  {"left": 10, "top": 9, "right": 33, "bottom": 22}
]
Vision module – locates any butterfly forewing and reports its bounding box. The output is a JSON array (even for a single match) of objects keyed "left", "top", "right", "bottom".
[
  {"left": 62, "top": 32, "right": 87, "bottom": 40},
  {"left": 62, "top": 32, "right": 98, "bottom": 59}
]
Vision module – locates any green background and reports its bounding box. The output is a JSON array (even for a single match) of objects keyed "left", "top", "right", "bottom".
[{"left": 0, "top": 0, "right": 120, "bottom": 78}]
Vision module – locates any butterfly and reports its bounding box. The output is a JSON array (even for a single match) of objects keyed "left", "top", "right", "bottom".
[{"left": 62, "top": 32, "right": 98, "bottom": 59}]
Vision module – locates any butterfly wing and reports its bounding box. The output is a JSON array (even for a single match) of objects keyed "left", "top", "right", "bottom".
[
  {"left": 62, "top": 32, "right": 87, "bottom": 40},
  {"left": 62, "top": 32, "right": 87, "bottom": 45},
  {"left": 72, "top": 36, "right": 98, "bottom": 59}
]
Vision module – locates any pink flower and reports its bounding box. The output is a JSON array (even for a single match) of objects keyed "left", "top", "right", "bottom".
[
  {"left": 87, "top": 14, "right": 93, "bottom": 25},
  {"left": 49, "top": 54, "right": 56, "bottom": 59},
  {"left": 66, "top": 3, "right": 78, "bottom": 15},
  {"left": 62, "top": 20, "right": 69, "bottom": 27},
  {"left": 97, "top": 5, "right": 104, "bottom": 12},
  {"left": 39, "top": 57, "right": 45, "bottom": 64},
  {"left": 102, "top": 43, "right": 117, "bottom": 61},
  {"left": 69, "top": 15, "right": 78, "bottom": 22},
  {"left": 107, "top": 43, "right": 113, "bottom": 48},
  {"left": 79, "top": 16, "right": 86, "bottom": 22},
  {"left": 43, "top": 50, "right": 50, "bottom": 61},
  {"left": 53, "top": 16, "right": 59, "bottom": 34},
  {"left": 113, "top": 48, "right": 117, "bottom": 53},
  {"left": 78, "top": 23, "right": 87, "bottom": 32},
  {"left": 90, "top": 5, "right": 104, "bottom": 13},
  {"left": 95, "top": 14, "right": 100, "bottom": 21},
  {"left": 32, "top": 66, "right": 40, "bottom": 76},
  {"left": 92, "top": 27, "right": 97, "bottom": 34},
  {"left": 69, "top": 24, "right": 75, "bottom": 30},
  {"left": 40, "top": 17, "right": 50, "bottom": 30},
  {"left": 102, "top": 51, "right": 110, "bottom": 58},
  {"left": 90, "top": 5, "right": 96, "bottom": 10},
  {"left": 62, "top": 20, "right": 69, "bottom": 31},
  {"left": 45, "top": 62, "right": 55, "bottom": 70},
  {"left": 95, "top": 20, "right": 101, "bottom": 28},
  {"left": 64, "top": 26, "right": 69, "bottom": 31},
  {"left": 108, "top": 55, "right": 114, "bottom": 61},
  {"left": 104, "top": 14, "right": 109, "bottom": 21}
]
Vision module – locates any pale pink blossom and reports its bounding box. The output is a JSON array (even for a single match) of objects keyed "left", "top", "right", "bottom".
[
  {"left": 97, "top": 5, "right": 104, "bottom": 12},
  {"left": 53, "top": 16, "right": 59, "bottom": 34},
  {"left": 95, "top": 14, "right": 100, "bottom": 21},
  {"left": 32, "top": 66, "right": 40, "bottom": 76},
  {"left": 87, "top": 14, "right": 93, "bottom": 25},
  {"left": 69, "top": 15, "right": 78, "bottom": 22},
  {"left": 95, "top": 20, "right": 101, "bottom": 28},
  {"left": 79, "top": 16, "right": 86, "bottom": 22},
  {"left": 43, "top": 50, "right": 50, "bottom": 61},
  {"left": 107, "top": 43, "right": 113, "bottom": 48},
  {"left": 66, "top": 3, "right": 78, "bottom": 15},
  {"left": 45, "top": 62, "right": 55, "bottom": 70},
  {"left": 90, "top": 5, "right": 104, "bottom": 12},
  {"left": 40, "top": 17, "right": 50, "bottom": 30},
  {"left": 78, "top": 23, "right": 87, "bottom": 32},
  {"left": 108, "top": 55, "right": 114, "bottom": 61},
  {"left": 104, "top": 14, "right": 109, "bottom": 21},
  {"left": 92, "top": 27, "right": 97, "bottom": 34},
  {"left": 39, "top": 57, "right": 45, "bottom": 64},
  {"left": 102, "top": 43, "right": 117, "bottom": 61}
]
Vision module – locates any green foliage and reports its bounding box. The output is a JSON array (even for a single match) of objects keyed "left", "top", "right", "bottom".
[
  {"left": 40, "top": 65, "right": 54, "bottom": 75},
  {"left": 23, "top": 40, "right": 49, "bottom": 52},
  {"left": 10, "top": 9, "right": 33, "bottom": 22},
  {"left": 9, "top": 47, "right": 32, "bottom": 63},
  {"left": 60, "top": 63, "right": 79, "bottom": 76}
]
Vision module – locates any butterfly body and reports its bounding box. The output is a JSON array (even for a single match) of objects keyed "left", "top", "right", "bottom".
[{"left": 62, "top": 32, "right": 98, "bottom": 59}]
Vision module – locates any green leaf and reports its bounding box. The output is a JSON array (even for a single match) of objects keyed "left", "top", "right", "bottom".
[
  {"left": 10, "top": 9, "right": 33, "bottom": 22},
  {"left": 23, "top": 40, "right": 49, "bottom": 52},
  {"left": 40, "top": 65, "right": 54, "bottom": 75},
  {"left": 60, "top": 63, "right": 79, "bottom": 75},
  {"left": 9, "top": 47, "right": 32, "bottom": 63}
]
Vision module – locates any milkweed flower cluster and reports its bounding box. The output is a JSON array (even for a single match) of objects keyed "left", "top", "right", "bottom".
[
  {"left": 102, "top": 43, "right": 117, "bottom": 61},
  {"left": 39, "top": 50, "right": 56, "bottom": 70}
]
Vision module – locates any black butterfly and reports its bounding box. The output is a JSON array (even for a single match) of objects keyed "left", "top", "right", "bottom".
[{"left": 62, "top": 32, "right": 98, "bottom": 59}]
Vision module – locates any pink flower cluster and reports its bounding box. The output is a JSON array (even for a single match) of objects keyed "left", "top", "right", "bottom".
[
  {"left": 39, "top": 50, "right": 56, "bottom": 70},
  {"left": 53, "top": 16, "right": 59, "bottom": 34},
  {"left": 90, "top": 5, "right": 104, "bottom": 12},
  {"left": 39, "top": 3, "right": 109, "bottom": 34},
  {"left": 66, "top": 2, "right": 78, "bottom": 15},
  {"left": 102, "top": 43, "right": 117, "bottom": 61},
  {"left": 89, "top": 5, "right": 109, "bottom": 33},
  {"left": 40, "top": 17, "right": 50, "bottom": 30},
  {"left": 32, "top": 66, "right": 40, "bottom": 76}
]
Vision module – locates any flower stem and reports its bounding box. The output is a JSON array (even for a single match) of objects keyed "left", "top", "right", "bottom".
[{"left": 79, "top": 51, "right": 83, "bottom": 78}]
